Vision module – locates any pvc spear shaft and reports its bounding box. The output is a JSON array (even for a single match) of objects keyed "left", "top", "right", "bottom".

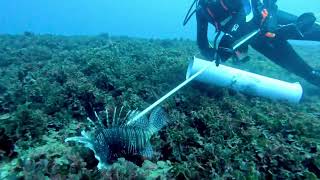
[{"left": 131, "top": 61, "right": 214, "bottom": 121}]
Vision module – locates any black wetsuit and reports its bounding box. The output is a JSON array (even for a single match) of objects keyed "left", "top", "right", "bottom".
[{"left": 196, "top": 0, "right": 320, "bottom": 87}]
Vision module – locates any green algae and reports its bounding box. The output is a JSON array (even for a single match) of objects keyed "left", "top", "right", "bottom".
[{"left": 0, "top": 34, "right": 319, "bottom": 179}]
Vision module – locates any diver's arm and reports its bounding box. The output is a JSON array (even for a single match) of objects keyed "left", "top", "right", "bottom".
[
  {"left": 252, "top": 0, "right": 278, "bottom": 34},
  {"left": 196, "top": 10, "right": 216, "bottom": 60},
  {"left": 263, "top": 0, "right": 278, "bottom": 31}
]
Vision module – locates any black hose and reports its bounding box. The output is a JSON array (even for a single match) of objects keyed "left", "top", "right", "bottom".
[{"left": 183, "top": 0, "right": 198, "bottom": 26}]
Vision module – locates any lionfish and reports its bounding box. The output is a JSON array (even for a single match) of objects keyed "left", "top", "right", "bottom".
[{"left": 65, "top": 106, "right": 168, "bottom": 169}]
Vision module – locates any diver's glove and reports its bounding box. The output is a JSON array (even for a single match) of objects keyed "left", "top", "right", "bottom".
[
  {"left": 214, "top": 33, "right": 251, "bottom": 66},
  {"left": 214, "top": 47, "right": 231, "bottom": 67},
  {"left": 211, "top": 33, "right": 234, "bottom": 67},
  {"left": 217, "top": 45, "right": 250, "bottom": 65},
  {"left": 232, "top": 45, "right": 250, "bottom": 64}
]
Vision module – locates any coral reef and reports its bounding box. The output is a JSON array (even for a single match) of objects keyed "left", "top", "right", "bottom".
[{"left": 0, "top": 33, "right": 319, "bottom": 179}]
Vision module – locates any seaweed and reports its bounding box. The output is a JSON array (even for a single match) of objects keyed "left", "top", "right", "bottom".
[{"left": 0, "top": 34, "right": 319, "bottom": 179}]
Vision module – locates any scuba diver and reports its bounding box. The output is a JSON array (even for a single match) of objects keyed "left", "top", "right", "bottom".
[{"left": 183, "top": 0, "right": 320, "bottom": 87}]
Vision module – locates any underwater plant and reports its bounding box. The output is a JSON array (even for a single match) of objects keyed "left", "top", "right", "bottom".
[{"left": 65, "top": 106, "right": 168, "bottom": 169}]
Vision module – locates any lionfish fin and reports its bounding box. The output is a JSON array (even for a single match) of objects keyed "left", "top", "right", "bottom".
[
  {"left": 148, "top": 107, "right": 168, "bottom": 134},
  {"left": 105, "top": 106, "right": 137, "bottom": 127},
  {"left": 125, "top": 114, "right": 149, "bottom": 129},
  {"left": 140, "top": 142, "right": 153, "bottom": 159},
  {"left": 105, "top": 108, "right": 110, "bottom": 127},
  {"left": 112, "top": 106, "right": 117, "bottom": 126},
  {"left": 65, "top": 131, "right": 94, "bottom": 150},
  {"left": 65, "top": 131, "right": 108, "bottom": 170},
  {"left": 87, "top": 117, "right": 96, "bottom": 126},
  {"left": 94, "top": 111, "right": 104, "bottom": 127}
]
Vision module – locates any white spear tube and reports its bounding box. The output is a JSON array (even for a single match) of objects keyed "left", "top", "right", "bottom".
[{"left": 186, "top": 57, "right": 303, "bottom": 103}]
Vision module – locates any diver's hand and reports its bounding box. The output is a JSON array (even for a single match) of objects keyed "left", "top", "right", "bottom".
[{"left": 214, "top": 47, "right": 234, "bottom": 67}]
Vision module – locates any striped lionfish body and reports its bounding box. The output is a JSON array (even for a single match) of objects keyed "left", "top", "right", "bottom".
[{"left": 65, "top": 106, "right": 168, "bottom": 169}]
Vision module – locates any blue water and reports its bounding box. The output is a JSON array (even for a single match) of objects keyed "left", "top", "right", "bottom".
[{"left": 0, "top": 0, "right": 319, "bottom": 39}]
